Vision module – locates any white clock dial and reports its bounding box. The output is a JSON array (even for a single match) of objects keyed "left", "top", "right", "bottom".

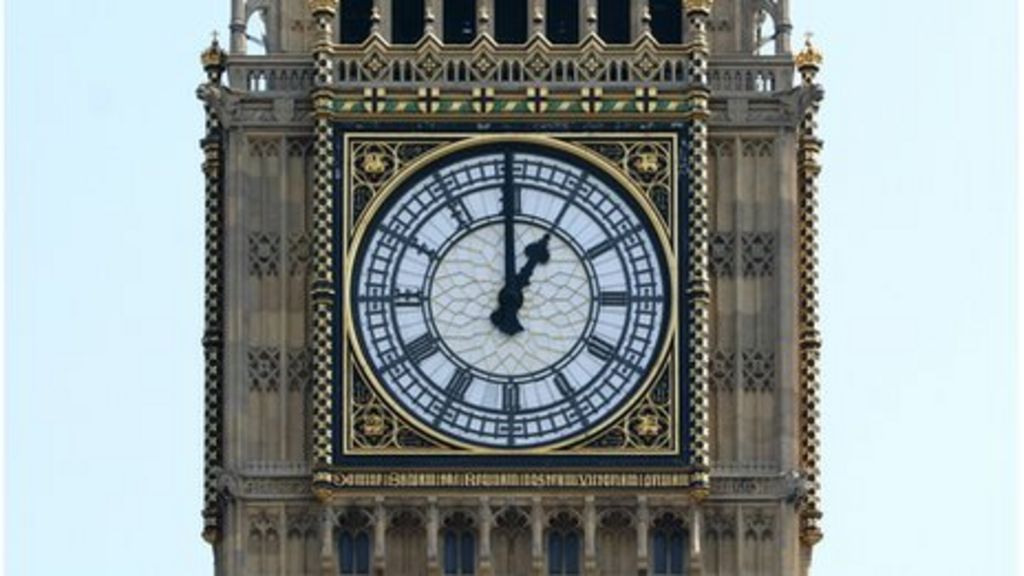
[{"left": 351, "top": 144, "right": 670, "bottom": 448}]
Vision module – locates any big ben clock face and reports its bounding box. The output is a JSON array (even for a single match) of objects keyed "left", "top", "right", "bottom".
[{"left": 349, "top": 142, "right": 672, "bottom": 449}]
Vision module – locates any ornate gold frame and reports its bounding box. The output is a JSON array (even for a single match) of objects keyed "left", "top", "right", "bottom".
[{"left": 338, "top": 134, "right": 682, "bottom": 457}]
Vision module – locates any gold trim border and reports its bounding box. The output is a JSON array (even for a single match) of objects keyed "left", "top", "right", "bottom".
[{"left": 341, "top": 134, "right": 681, "bottom": 456}]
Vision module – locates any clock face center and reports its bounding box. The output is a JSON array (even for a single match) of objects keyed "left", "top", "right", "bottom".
[{"left": 428, "top": 221, "right": 594, "bottom": 378}]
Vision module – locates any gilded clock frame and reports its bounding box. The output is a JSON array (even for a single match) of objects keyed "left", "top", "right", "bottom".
[
  {"left": 341, "top": 134, "right": 681, "bottom": 456},
  {"left": 319, "top": 125, "right": 695, "bottom": 472}
]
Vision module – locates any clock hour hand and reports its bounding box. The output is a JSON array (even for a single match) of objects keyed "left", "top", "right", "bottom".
[{"left": 490, "top": 234, "right": 551, "bottom": 336}]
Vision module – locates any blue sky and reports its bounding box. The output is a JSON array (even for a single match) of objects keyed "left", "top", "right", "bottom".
[{"left": 6, "top": 0, "right": 1018, "bottom": 574}]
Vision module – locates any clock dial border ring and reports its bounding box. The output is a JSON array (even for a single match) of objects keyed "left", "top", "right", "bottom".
[{"left": 343, "top": 135, "right": 678, "bottom": 454}]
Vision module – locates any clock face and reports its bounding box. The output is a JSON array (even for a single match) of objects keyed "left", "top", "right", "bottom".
[{"left": 349, "top": 143, "right": 671, "bottom": 449}]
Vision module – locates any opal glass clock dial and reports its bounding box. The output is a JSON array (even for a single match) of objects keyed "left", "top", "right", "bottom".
[{"left": 350, "top": 143, "right": 671, "bottom": 449}]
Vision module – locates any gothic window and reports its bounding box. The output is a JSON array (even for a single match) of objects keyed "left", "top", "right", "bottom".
[
  {"left": 598, "top": 0, "right": 630, "bottom": 44},
  {"left": 651, "top": 514, "right": 687, "bottom": 576},
  {"left": 546, "top": 0, "right": 579, "bottom": 44},
  {"left": 649, "top": 0, "right": 682, "bottom": 43},
  {"left": 495, "top": 0, "right": 528, "bottom": 43},
  {"left": 445, "top": 0, "right": 477, "bottom": 44},
  {"left": 492, "top": 508, "right": 531, "bottom": 576},
  {"left": 754, "top": 8, "right": 776, "bottom": 55},
  {"left": 547, "top": 513, "right": 581, "bottom": 576},
  {"left": 336, "top": 509, "right": 373, "bottom": 576},
  {"left": 393, "top": 0, "right": 425, "bottom": 44},
  {"left": 442, "top": 513, "right": 476, "bottom": 576},
  {"left": 341, "top": 0, "right": 372, "bottom": 43},
  {"left": 246, "top": 10, "right": 268, "bottom": 55}
]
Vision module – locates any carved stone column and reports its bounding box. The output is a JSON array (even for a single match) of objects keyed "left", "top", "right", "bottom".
[
  {"left": 795, "top": 34, "right": 825, "bottom": 555},
  {"left": 427, "top": 498, "right": 441, "bottom": 576},
  {"left": 530, "top": 0, "right": 545, "bottom": 37},
  {"left": 683, "top": 0, "right": 714, "bottom": 494},
  {"left": 580, "top": 0, "right": 596, "bottom": 39},
  {"left": 583, "top": 497, "right": 598, "bottom": 576},
  {"left": 308, "top": 0, "right": 337, "bottom": 474},
  {"left": 479, "top": 0, "right": 495, "bottom": 37},
  {"left": 687, "top": 506, "right": 705, "bottom": 576},
  {"left": 320, "top": 506, "right": 338, "bottom": 576},
  {"left": 478, "top": 497, "right": 494, "bottom": 576},
  {"left": 198, "top": 35, "right": 227, "bottom": 547},
  {"left": 531, "top": 498, "right": 545, "bottom": 576},
  {"left": 230, "top": 0, "right": 246, "bottom": 52},
  {"left": 374, "top": 498, "right": 388, "bottom": 576},
  {"left": 636, "top": 497, "right": 650, "bottom": 576}
]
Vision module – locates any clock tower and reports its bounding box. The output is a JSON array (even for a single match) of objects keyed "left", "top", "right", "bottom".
[{"left": 197, "top": 0, "right": 825, "bottom": 574}]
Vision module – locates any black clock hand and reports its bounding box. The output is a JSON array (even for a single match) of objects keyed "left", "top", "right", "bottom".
[
  {"left": 491, "top": 153, "right": 523, "bottom": 335},
  {"left": 490, "top": 234, "right": 551, "bottom": 336},
  {"left": 502, "top": 153, "right": 517, "bottom": 289}
]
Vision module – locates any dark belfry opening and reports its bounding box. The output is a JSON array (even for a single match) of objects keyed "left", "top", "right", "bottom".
[
  {"left": 597, "top": 0, "right": 630, "bottom": 44},
  {"left": 444, "top": 0, "right": 477, "bottom": 44},
  {"left": 650, "top": 0, "right": 682, "bottom": 43},
  {"left": 546, "top": 0, "right": 579, "bottom": 44},
  {"left": 393, "top": 0, "right": 426, "bottom": 43},
  {"left": 340, "top": 0, "right": 373, "bottom": 43},
  {"left": 495, "top": 0, "right": 527, "bottom": 43}
]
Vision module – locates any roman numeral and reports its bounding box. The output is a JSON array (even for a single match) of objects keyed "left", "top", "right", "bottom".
[
  {"left": 587, "top": 337, "right": 616, "bottom": 362},
  {"left": 585, "top": 238, "right": 617, "bottom": 259},
  {"left": 553, "top": 373, "right": 575, "bottom": 398},
  {"left": 599, "top": 291, "right": 630, "bottom": 307},
  {"left": 394, "top": 290, "right": 424, "bottom": 307},
  {"left": 502, "top": 383, "right": 521, "bottom": 413},
  {"left": 405, "top": 333, "right": 439, "bottom": 365},
  {"left": 446, "top": 369, "right": 474, "bottom": 399}
]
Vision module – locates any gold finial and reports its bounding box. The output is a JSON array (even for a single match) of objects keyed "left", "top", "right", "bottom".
[
  {"left": 683, "top": 0, "right": 714, "bottom": 15},
  {"left": 796, "top": 32, "right": 824, "bottom": 72},
  {"left": 308, "top": 0, "right": 337, "bottom": 16},
  {"left": 200, "top": 31, "right": 227, "bottom": 71}
]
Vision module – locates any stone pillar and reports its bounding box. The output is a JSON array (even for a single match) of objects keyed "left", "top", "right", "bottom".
[
  {"left": 372, "top": 0, "right": 390, "bottom": 41},
  {"left": 478, "top": 497, "right": 494, "bottom": 576},
  {"left": 374, "top": 498, "right": 388, "bottom": 576},
  {"left": 580, "top": 0, "right": 595, "bottom": 39},
  {"left": 775, "top": 0, "right": 792, "bottom": 53},
  {"left": 795, "top": 33, "right": 825, "bottom": 556},
  {"left": 683, "top": 0, "right": 713, "bottom": 495},
  {"left": 530, "top": 0, "right": 545, "bottom": 37},
  {"left": 425, "top": 0, "right": 441, "bottom": 37},
  {"left": 583, "top": 497, "right": 598, "bottom": 576},
  {"left": 636, "top": 497, "right": 650, "bottom": 576},
  {"left": 320, "top": 506, "right": 338, "bottom": 576},
  {"left": 479, "top": 0, "right": 495, "bottom": 37},
  {"left": 308, "top": 0, "right": 337, "bottom": 473},
  {"left": 230, "top": 0, "right": 246, "bottom": 52},
  {"left": 198, "top": 34, "right": 227, "bottom": 547},
  {"left": 531, "top": 498, "right": 545, "bottom": 576},
  {"left": 687, "top": 506, "right": 704, "bottom": 576},
  {"left": 427, "top": 498, "right": 441, "bottom": 576}
]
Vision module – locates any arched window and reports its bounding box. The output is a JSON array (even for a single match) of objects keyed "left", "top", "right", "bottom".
[
  {"left": 597, "top": 0, "right": 630, "bottom": 44},
  {"left": 245, "top": 10, "right": 268, "bottom": 55},
  {"left": 340, "top": 0, "right": 372, "bottom": 43},
  {"left": 442, "top": 513, "right": 476, "bottom": 576},
  {"left": 547, "top": 512, "right": 581, "bottom": 576},
  {"left": 445, "top": 0, "right": 477, "bottom": 44},
  {"left": 651, "top": 514, "right": 687, "bottom": 576},
  {"left": 754, "top": 8, "right": 777, "bottom": 55},
  {"left": 546, "top": 0, "right": 579, "bottom": 44},
  {"left": 336, "top": 509, "right": 373, "bottom": 576},
  {"left": 393, "top": 0, "right": 425, "bottom": 43},
  {"left": 495, "top": 0, "right": 528, "bottom": 43},
  {"left": 650, "top": 0, "right": 682, "bottom": 43}
]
